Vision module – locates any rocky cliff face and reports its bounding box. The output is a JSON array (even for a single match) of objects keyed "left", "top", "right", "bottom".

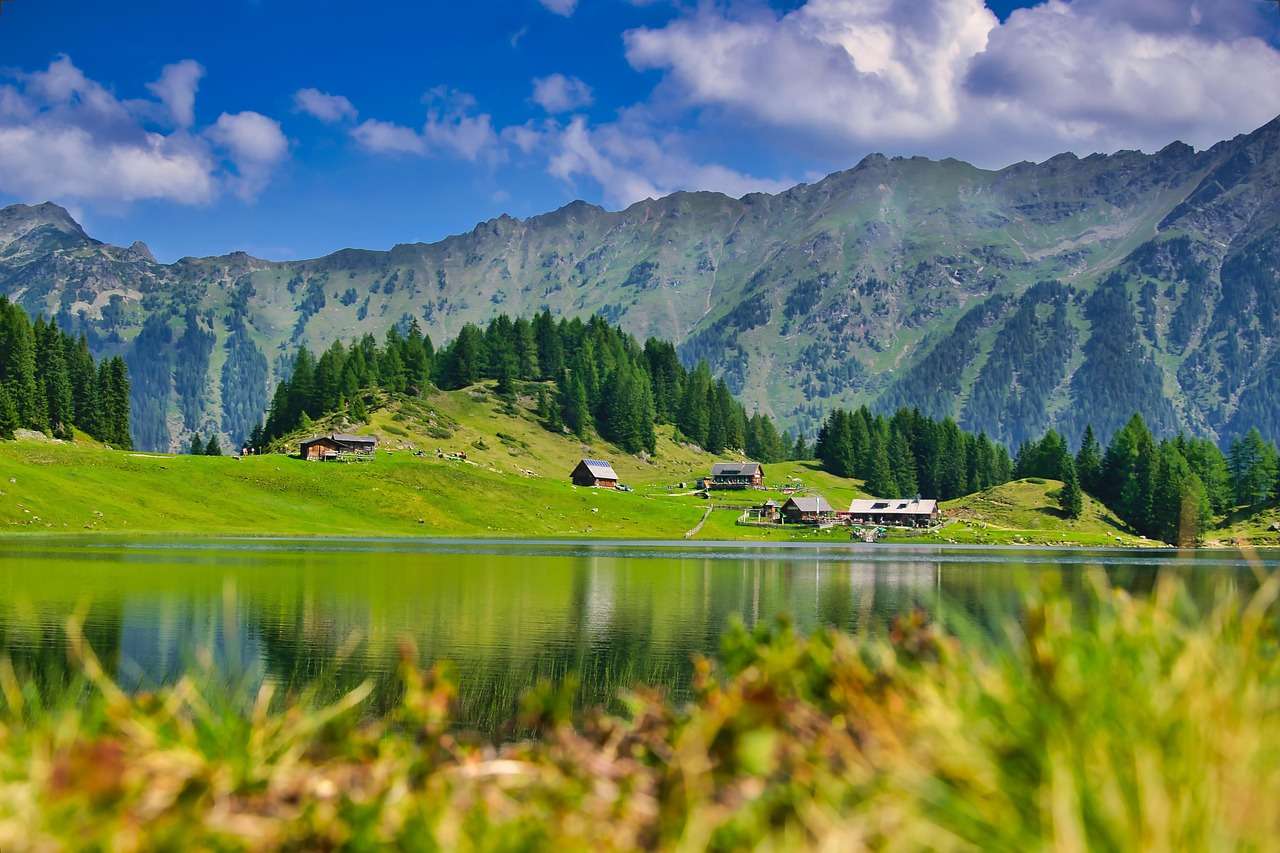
[{"left": 2, "top": 118, "right": 1278, "bottom": 452}]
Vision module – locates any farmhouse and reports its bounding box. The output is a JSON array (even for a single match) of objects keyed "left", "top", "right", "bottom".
[
  {"left": 781, "top": 495, "right": 836, "bottom": 524},
  {"left": 709, "top": 461, "right": 765, "bottom": 490},
  {"left": 845, "top": 497, "right": 940, "bottom": 528},
  {"left": 299, "top": 434, "right": 378, "bottom": 462},
  {"left": 571, "top": 458, "right": 619, "bottom": 489}
]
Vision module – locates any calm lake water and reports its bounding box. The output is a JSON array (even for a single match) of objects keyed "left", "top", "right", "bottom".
[{"left": 1, "top": 538, "right": 1275, "bottom": 731}]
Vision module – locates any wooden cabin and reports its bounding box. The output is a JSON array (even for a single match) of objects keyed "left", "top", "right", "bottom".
[
  {"left": 759, "top": 500, "right": 782, "bottom": 522},
  {"left": 709, "top": 461, "right": 765, "bottom": 490},
  {"left": 844, "top": 497, "right": 940, "bottom": 528},
  {"left": 571, "top": 458, "right": 619, "bottom": 489},
  {"left": 299, "top": 433, "right": 378, "bottom": 462},
  {"left": 781, "top": 495, "right": 835, "bottom": 524}
]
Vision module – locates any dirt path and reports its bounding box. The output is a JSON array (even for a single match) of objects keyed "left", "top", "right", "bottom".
[{"left": 684, "top": 507, "right": 713, "bottom": 539}]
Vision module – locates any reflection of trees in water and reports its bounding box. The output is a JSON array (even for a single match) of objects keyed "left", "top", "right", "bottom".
[{"left": 0, "top": 602, "right": 123, "bottom": 694}]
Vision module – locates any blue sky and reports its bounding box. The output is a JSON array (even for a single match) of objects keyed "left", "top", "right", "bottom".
[{"left": 1, "top": 0, "right": 1278, "bottom": 262}]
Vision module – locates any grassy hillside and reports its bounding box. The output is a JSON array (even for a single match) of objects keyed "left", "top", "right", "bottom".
[
  {"left": 892, "top": 478, "right": 1153, "bottom": 547},
  {"left": 0, "top": 383, "right": 861, "bottom": 540},
  {"left": 0, "top": 389, "right": 1269, "bottom": 547}
]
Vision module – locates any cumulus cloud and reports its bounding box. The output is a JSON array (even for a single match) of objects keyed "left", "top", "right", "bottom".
[
  {"left": 532, "top": 74, "right": 594, "bottom": 114},
  {"left": 0, "top": 55, "right": 287, "bottom": 206},
  {"left": 350, "top": 88, "right": 501, "bottom": 162},
  {"left": 538, "top": 0, "right": 578, "bottom": 17},
  {"left": 294, "top": 88, "right": 358, "bottom": 123},
  {"left": 206, "top": 111, "right": 289, "bottom": 201},
  {"left": 546, "top": 114, "right": 792, "bottom": 208},
  {"left": 623, "top": 0, "right": 1280, "bottom": 165},
  {"left": 146, "top": 60, "right": 204, "bottom": 128}
]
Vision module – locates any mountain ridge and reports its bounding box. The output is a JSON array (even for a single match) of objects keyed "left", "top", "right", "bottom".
[{"left": 1, "top": 117, "right": 1278, "bottom": 453}]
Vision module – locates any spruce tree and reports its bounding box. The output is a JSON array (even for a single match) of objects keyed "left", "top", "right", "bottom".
[
  {"left": 889, "top": 427, "right": 918, "bottom": 496},
  {"left": 0, "top": 384, "right": 17, "bottom": 440},
  {"left": 190, "top": 434, "right": 204, "bottom": 455},
  {"left": 793, "top": 433, "right": 810, "bottom": 461},
  {"left": 1075, "top": 425, "right": 1103, "bottom": 495},
  {"left": 866, "top": 430, "right": 898, "bottom": 497},
  {"left": 1059, "top": 457, "right": 1084, "bottom": 520},
  {"left": 205, "top": 435, "right": 222, "bottom": 456}
]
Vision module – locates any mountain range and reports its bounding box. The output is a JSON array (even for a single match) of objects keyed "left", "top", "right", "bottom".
[{"left": 1, "top": 117, "right": 1278, "bottom": 454}]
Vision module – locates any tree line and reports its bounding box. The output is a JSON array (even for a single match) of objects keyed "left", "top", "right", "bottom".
[
  {"left": 0, "top": 298, "right": 130, "bottom": 447},
  {"left": 814, "top": 407, "right": 1015, "bottom": 501},
  {"left": 253, "top": 312, "right": 795, "bottom": 460},
  {"left": 1013, "top": 416, "right": 1279, "bottom": 545}
]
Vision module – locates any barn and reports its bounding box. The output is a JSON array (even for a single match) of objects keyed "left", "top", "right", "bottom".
[
  {"left": 299, "top": 434, "right": 378, "bottom": 462},
  {"left": 781, "top": 495, "right": 835, "bottom": 524},
  {"left": 571, "top": 459, "right": 619, "bottom": 489}
]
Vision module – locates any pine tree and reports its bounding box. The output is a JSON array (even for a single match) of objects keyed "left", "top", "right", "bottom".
[
  {"left": 249, "top": 423, "right": 265, "bottom": 452},
  {"left": 793, "top": 433, "right": 810, "bottom": 461},
  {"left": 1059, "top": 457, "right": 1084, "bottom": 520},
  {"left": 205, "top": 435, "right": 222, "bottom": 456},
  {"left": 889, "top": 427, "right": 918, "bottom": 496},
  {"left": 349, "top": 394, "right": 369, "bottom": 423},
  {"left": 0, "top": 384, "right": 17, "bottom": 440},
  {"left": 561, "top": 374, "right": 590, "bottom": 440},
  {"left": 866, "top": 430, "right": 898, "bottom": 497},
  {"left": 189, "top": 433, "right": 204, "bottom": 455},
  {"left": 677, "top": 362, "right": 712, "bottom": 448},
  {"left": 1075, "top": 425, "right": 1103, "bottom": 495}
]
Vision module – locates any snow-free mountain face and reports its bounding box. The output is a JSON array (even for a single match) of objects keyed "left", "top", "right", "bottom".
[{"left": 2, "top": 118, "right": 1279, "bottom": 453}]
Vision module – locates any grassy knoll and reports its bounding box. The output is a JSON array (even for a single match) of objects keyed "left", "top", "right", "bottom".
[
  {"left": 2, "top": 574, "right": 1277, "bottom": 849},
  {"left": 1207, "top": 505, "right": 1280, "bottom": 549},
  {"left": 888, "top": 478, "right": 1153, "bottom": 547}
]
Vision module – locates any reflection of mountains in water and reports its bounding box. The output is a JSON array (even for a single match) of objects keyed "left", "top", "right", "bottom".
[{"left": 1, "top": 543, "right": 1269, "bottom": 730}]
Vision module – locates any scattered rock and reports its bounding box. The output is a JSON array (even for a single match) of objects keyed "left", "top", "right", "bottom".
[
  {"left": 14, "top": 429, "right": 59, "bottom": 443},
  {"left": 417, "top": 518, "right": 425, "bottom": 525},
  {"left": 1269, "top": 522, "right": 1280, "bottom": 533}
]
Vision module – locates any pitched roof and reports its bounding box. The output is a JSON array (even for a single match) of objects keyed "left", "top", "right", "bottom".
[
  {"left": 302, "top": 433, "right": 377, "bottom": 448},
  {"left": 784, "top": 495, "right": 834, "bottom": 514},
  {"left": 711, "top": 462, "right": 762, "bottom": 476},
  {"left": 847, "top": 498, "right": 938, "bottom": 515},
  {"left": 576, "top": 458, "right": 619, "bottom": 481}
]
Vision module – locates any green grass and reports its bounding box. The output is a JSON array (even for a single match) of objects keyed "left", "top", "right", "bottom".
[
  {"left": 0, "top": 391, "right": 1266, "bottom": 546},
  {"left": 0, "top": 385, "right": 862, "bottom": 541},
  {"left": 889, "top": 478, "right": 1154, "bottom": 547},
  {"left": 2, "top": 573, "right": 1277, "bottom": 849}
]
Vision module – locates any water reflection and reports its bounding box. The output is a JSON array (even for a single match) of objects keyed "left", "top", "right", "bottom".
[{"left": 0, "top": 539, "right": 1271, "bottom": 730}]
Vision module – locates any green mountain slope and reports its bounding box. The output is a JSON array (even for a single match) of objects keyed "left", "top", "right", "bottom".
[{"left": 3, "top": 118, "right": 1279, "bottom": 452}]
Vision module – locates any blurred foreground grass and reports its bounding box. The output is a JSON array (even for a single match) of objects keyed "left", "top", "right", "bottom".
[{"left": 2, "top": 571, "right": 1278, "bottom": 851}]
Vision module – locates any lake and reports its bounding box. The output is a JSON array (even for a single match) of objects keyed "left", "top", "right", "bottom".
[{"left": 1, "top": 538, "right": 1274, "bottom": 731}]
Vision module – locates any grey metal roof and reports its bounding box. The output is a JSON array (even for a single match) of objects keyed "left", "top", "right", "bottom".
[
  {"left": 784, "top": 495, "right": 834, "bottom": 514},
  {"left": 711, "top": 462, "right": 762, "bottom": 476},
  {"left": 302, "top": 433, "right": 377, "bottom": 447},
  {"left": 577, "top": 458, "right": 619, "bottom": 480},
  {"left": 847, "top": 498, "right": 938, "bottom": 515}
]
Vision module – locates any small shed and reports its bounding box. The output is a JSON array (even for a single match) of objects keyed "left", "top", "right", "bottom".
[
  {"left": 571, "top": 458, "right": 619, "bottom": 489},
  {"left": 709, "top": 461, "right": 765, "bottom": 490},
  {"left": 299, "top": 434, "right": 378, "bottom": 462},
  {"left": 781, "top": 495, "right": 835, "bottom": 524},
  {"left": 845, "top": 497, "right": 940, "bottom": 528},
  {"left": 760, "top": 500, "right": 782, "bottom": 522}
]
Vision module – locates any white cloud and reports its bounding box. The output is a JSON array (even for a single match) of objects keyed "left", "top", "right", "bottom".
[
  {"left": 532, "top": 74, "right": 594, "bottom": 114},
  {"left": 352, "top": 118, "right": 427, "bottom": 155},
  {"left": 206, "top": 111, "right": 289, "bottom": 200},
  {"left": 147, "top": 60, "right": 204, "bottom": 128},
  {"left": 538, "top": 0, "right": 578, "bottom": 17},
  {"left": 546, "top": 114, "right": 792, "bottom": 208},
  {"left": 294, "top": 88, "right": 358, "bottom": 123},
  {"left": 623, "top": 0, "right": 1280, "bottom": 165},
  {"left": 0, "top": 55, "right": 288, "bottom": 206},
  {"left": 350, "top": 88, "right": 501, "bottom": 162}
]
